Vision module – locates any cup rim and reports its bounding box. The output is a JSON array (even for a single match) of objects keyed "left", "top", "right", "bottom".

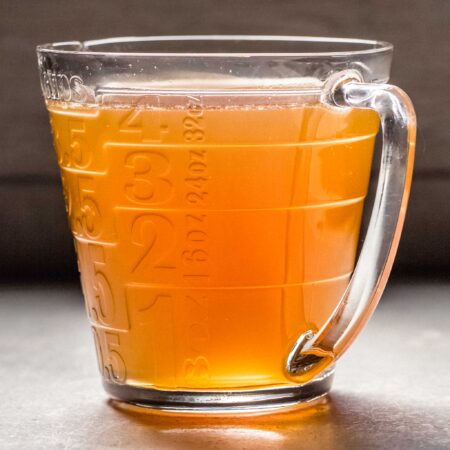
[{"left": 36, "top": 35, "right": 393, "bottom": 58}]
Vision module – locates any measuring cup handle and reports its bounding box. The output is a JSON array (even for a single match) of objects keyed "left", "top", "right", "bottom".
[{"left": 286, "top": 71, "right": 416, "bottom": 382}]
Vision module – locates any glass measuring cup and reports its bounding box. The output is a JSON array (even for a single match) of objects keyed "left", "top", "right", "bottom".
[{"left": 37, "top": 36, "right": 415, "bottom": 412}]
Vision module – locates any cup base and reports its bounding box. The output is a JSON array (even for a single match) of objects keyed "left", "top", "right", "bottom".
[{"left": 103, "top": 367, "right": 334, "bottom": 413}]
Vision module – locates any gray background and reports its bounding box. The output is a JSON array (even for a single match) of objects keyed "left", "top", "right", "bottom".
[{"left": 0, "top": 0, "right": 449, "bottom": 280}]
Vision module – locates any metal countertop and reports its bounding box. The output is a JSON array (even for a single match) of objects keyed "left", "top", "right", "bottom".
[{"left": 1, "top": 281, "right": 449, "bottom": 449}]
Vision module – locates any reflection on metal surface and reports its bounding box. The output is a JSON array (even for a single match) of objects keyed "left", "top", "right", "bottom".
[
  {"left": 108, "top": 396, "right": 332, "bottom": 449},
  {"left": 160, "top": 427, "right": 285, "bottom": 442}
]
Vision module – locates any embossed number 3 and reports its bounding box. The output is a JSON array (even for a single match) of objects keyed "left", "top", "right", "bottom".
[
  {"left": 125, "top": 151, "right": 174, "bottom": 205},
  {"left": 79, "top": 197, "right": 102, "bottom": 238}
]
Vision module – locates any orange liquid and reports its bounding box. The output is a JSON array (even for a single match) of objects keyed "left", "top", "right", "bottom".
[{"left": 48, "top": 100, "right": 378, "bottom": 390}]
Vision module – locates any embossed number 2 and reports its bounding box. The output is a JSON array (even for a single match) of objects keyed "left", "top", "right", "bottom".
[
  {"left": 131, "top": 214, "right": 176, "bottom": 274},
  {"left": 125, "top": 151, "right": 173, "bottom": 205}
]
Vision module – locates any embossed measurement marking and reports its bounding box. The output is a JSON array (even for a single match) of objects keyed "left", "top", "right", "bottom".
[
  {"left": 182, "top": 97, "right": 210, "bottom": 281},
  {"left": 181, "top": 97, "right": 211, "bottom": 382}
]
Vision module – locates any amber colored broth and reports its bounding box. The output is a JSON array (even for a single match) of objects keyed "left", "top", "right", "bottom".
[{"left": 48, "top": 101, "right": 378, "bottom": 389}]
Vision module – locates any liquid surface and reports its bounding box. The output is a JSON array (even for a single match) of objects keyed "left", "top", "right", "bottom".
[{"left": 48, "top": 100, "right": 379, "bottom": 390}]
